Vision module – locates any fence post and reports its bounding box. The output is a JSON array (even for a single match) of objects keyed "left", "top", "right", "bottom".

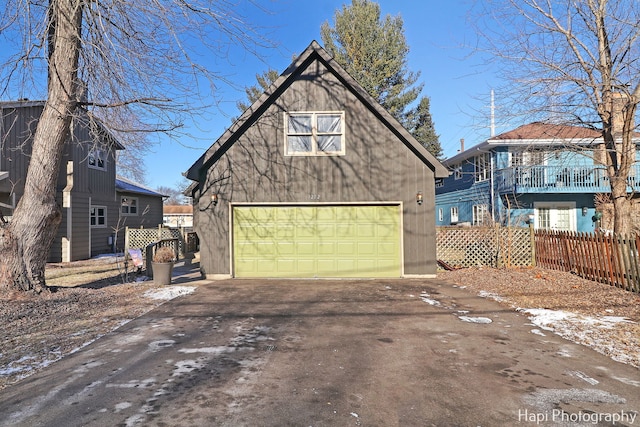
[
  {"left": 529, "top": 223, "right": 536, "bottom": 267},
  {"left": 124, "top": 226, "right": 130, "bottom": 254}
]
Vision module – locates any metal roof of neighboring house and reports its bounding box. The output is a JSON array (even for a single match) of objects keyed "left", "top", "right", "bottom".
[
  {"left": 163, "top": 205, "right": 193, "bottom": 214},
  {"left": 116, "top": 176, "right": 165, "bottom": 197}
]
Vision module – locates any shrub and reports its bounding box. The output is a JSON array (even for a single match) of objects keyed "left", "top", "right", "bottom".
[{"left": 153, "top": 246, "right": 175, "bottom": 263}]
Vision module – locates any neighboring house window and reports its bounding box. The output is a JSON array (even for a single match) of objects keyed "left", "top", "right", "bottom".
[
  {"left": 472, "top": 204, "right": 489, "bottom": 226},
  {"left": 450, "top": 206, "right": 459, "bottom": 223},
  {"left": 285, "top": 111, "right": 345, "bottom": 156},
  {"left": 121, "top": 197, "right": 138, "bottom": 216},
  {"left": 90, "top": 205, "right": 107, "bottom": 227},
  {"left": 474, "top": 153, "right": 490, "bottom": 182},
  {"left": 88, "top": 148, "right": 106, "bottom": 170},
  {"left": 454, "top": 164, "right": 463, "bottom": 180},
  {"left": 438, "top": 208, "right": 443, "bottom": 222},
  {"left": 435, "top": 178, "right": 444, "bottom": 188}
]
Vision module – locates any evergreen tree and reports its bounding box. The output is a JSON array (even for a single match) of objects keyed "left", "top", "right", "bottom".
[
  {"left": 407, "top": 97, "right": 442, "bottom": 158},
  {"left": 236, "top": 69, "right": 280, "bottom": 113},
  {"left": 320, "top": 0, "right": 441, "bottom": 157}
]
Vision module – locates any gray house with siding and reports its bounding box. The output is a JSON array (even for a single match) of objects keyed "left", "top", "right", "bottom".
[
  {"left": 115, "top": 176, "right": 166, "bottom": 251},
  {"left": 0, "top": 100, "right": 163, "bottom": 262},
  {"left": 186, "top": 41, "right": 448, "bottom": 279}
]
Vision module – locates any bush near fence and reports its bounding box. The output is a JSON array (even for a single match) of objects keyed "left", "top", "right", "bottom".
[{"left": 436, "top": 226, "right": 534, "bottom": 269}]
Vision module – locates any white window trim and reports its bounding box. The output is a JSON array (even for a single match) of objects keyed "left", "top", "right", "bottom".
[
  {"left": 90, "top": 205, "right": 107, "bottom": 228},
  {"left": 88, "top": 148, "right": 107, "bottom": 171},
  {"left": 475, "top": 153, "right": 490, "bottom": 182},
  {"left": 284, "top": 111, "right": 346, "bottom": 156},
  {"left": 454, "top": 164, "right": 462, "bottom": 180},
  {"left": 533, "top": 201, "right": 576, "bottom": 231},
  {"left": 472, "top": 204, "right": 489, "bottom": 226},
  {"left": 450, "top": 206, "right": 459, "bottom": 223},
  {"left": 121, "top": 196, "right": 138, "bottom": 216}
]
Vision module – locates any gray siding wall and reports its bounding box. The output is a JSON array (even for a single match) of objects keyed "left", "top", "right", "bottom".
[
  {"left": 1, "top": 103, "right": 119, "bottom": 261},
  {"left": 115, "top": 192, "right": 164, "bottom": 251},
  {"left": 195, "top": 58, "right": 437, "bottom": 277}
]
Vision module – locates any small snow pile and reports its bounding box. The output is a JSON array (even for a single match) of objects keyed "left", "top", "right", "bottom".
[
  {"left": 458, "top": 316, "right": 492, "bottom": 324},
  {"left": 518, "top": 308, "right": 634, "bottom": 331},
  {"left": 143, "top": 286, "right": 196, "bottom": 301},
  {"left": 519, "top": 308, "right": 638, "bottom": 366},
  {"left": 477, "top": 290, "right": 506, "bottom": 303},
  {"left": 419, "top": 292, "right": 441, "bottom": 306}
]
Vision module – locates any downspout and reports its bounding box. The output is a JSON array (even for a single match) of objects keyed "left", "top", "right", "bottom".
[{"left": 490, "top": 154, "right": 496, "bottom": 223}]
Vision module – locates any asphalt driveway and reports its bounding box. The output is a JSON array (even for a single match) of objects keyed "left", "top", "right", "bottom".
[{"left": 1, "top": 278, "right": 638, "bottom": 427}]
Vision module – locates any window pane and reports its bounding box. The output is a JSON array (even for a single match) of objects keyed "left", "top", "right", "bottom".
[
  {"left": 288, "top": 135, "right": 312, "bottom": 152},
  {"left": 318, "top": 135, "right": 341, "bottom": 152},
  {"left": 288, "top": 115, "right": 312, "bottom": 133},
  {"left": 317, "top": 115, "right": 341, "bottom": 133}
]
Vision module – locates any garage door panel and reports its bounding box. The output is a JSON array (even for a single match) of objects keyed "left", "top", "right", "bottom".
[{"left": 233, "top": 205, "right": 401, "bottom": 278}]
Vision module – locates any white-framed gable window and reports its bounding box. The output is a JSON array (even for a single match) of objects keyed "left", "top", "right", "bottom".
[
  {"left": 90, "top": 205, "right": 107, "bottom": 227},
  {"left": 285, "top": 111, "right": 345, "bottom": 156},
  {"left": 88, "top": 148, "right": 106, "bottom": 170},
  {"left": 121, "top": 197, "right": 138, "bottom": 216}
]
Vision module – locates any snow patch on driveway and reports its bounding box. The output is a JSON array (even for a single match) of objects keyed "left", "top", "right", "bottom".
[{"left": 143, "top": 286, "right": 196, "bottom": 300}]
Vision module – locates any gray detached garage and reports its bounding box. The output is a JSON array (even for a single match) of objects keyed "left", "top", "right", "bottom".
[{"left": 186, "top": 41, "right": 448, "bottom": 279}]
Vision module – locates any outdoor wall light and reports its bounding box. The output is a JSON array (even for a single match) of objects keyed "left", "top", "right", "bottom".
[
  {"left": 211, "top": 193, "right": 218, "bottom": 207},
  {"left": 582, "top": 206, "right": 588, "bottom": 216},
  {"left": 416, "top": 191, "right": 423, "bottom": 205},
  {"left": 527, "top": 214, "right": 535, "bottom": 224}
]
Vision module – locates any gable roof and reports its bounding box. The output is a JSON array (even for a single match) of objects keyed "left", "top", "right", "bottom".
[
  {"left": 491, "top": 122, "right": 602, "bottom": 141},
  {"left": 0, "top": 100, "right": 126, "bottom": 150},
  {"left": 116, "top": 176, "right": 165, "bottom": 197},
  {"left": 186, "top": 40, "right": 448, "bottom": 181},
  {"left": 442, "top": 122, "right": 606, "bottom": 166}
]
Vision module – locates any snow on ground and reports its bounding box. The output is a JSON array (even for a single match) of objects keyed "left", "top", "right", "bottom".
[
  {"left": 417, "top": 287, "right": 638, "bottom": 366},
  {"left": 143, "top": 286, "right": 196, "bottom": 300}
]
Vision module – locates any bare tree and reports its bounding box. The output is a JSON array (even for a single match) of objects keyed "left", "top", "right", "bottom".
[
  {"left": 0, "top": 0, "right": 271, "bottom": 292},
  {"left": 473, "top": 0, "right": 639, "bottom": 234}
]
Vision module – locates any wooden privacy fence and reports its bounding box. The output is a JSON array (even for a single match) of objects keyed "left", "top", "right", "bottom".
[
  {"left": 436, "top": 226, "right": 534, "bottom": 268},
  {"left": 535, "top": 230, "right": 640, "bottom": 293}
]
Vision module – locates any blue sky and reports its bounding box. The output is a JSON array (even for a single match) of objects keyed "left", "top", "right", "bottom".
[{"left": 143, "top": 0, "right": 499, "bottom": 190}]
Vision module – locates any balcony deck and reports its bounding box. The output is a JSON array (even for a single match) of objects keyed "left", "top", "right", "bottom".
[{"left": 495, "top": 165, "right": 640, "bottom": 194}]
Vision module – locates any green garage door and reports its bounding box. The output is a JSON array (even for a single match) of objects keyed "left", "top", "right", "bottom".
[{"left": 233, "top": 205, "right": 401, "bottom": 278}]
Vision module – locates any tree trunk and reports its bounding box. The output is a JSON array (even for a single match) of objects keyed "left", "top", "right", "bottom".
[{"left": 0, "top": 0, "right": 83, "bottom": 292}]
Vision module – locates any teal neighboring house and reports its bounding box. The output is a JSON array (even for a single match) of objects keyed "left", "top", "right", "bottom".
[{"left": 435, "top": 122, "right": 640, "bottom": 232}]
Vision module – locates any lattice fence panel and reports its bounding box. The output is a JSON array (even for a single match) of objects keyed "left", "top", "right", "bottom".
[
  {"left": 436, "top": 226, "right": 533, "bottom": 269},
  {"left": 125, "top": 227, "right": 185, "bottom": 259}
]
